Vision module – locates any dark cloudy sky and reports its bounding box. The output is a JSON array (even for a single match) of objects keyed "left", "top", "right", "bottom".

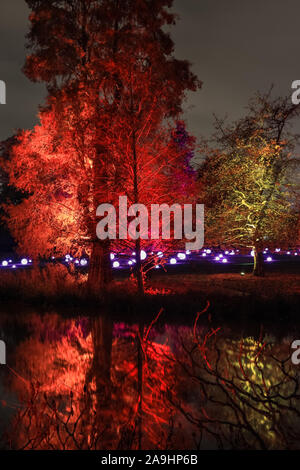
[{"left": 0, "top": 0, "right": 300, "bottom": 143}]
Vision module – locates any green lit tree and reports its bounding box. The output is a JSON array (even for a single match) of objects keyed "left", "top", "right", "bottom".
[{"left": 200, "top": 92, "right": 300, "bottom": 276}]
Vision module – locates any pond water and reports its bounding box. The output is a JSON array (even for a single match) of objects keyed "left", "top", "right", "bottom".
[{"left": 0, "top": 306, "right": 300, "bottom": 450}]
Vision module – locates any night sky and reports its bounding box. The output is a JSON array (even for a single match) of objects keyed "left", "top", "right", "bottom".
[{"left": 0, "top": 0, "right": 300, "bottom": 145}]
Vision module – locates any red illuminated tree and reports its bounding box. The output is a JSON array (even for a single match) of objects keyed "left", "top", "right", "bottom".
[{"left": 2, "top": 0, "right": 201, "bottom": 294}]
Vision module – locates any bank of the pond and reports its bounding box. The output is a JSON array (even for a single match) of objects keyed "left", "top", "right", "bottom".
[{"left": 0, "top": 272, "right": 298, "bottom": 326}]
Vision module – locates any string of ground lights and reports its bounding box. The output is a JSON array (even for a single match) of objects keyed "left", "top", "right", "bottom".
[{"left": 0, "top": 248, "right": 299, "bottom": 271}]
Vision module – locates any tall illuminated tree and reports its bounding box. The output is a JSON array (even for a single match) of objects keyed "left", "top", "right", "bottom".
[
  {"left": 200, "top": 92, "right": 300, "bottom": 276},
  {"left": 4, "top": 0, "right": 200, "bottom": 294}
]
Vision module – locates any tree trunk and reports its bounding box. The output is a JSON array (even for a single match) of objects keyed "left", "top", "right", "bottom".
[
  {"left": 87, "top": 239, "right": 112, "bottom": 296},
  {"left": 253, "top": 247, "right": 265, "bottom": 277},
  {"left": 87, "top": 143, "right": 112, "bottom": 296},
  {"left": 131, "top": 125, "right": 145, "bottom": 296},
  {"left": 135, "top": 238, "right": 145, "bottom": 296}
]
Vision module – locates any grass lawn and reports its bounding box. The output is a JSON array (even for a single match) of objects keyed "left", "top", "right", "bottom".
[{"left": 148, "top": 272, "right": 300, "bottom": 300}]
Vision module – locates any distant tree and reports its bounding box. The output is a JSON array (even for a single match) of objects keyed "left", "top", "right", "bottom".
[
  {"left": 0, "top": 135, "right": 24, "bottom": 206},
  {"left": 0, "top": 135, "right": 26, "bottom": 253},
  {"left": 199, "top": 92, "right": 300, "bottom": 276}
]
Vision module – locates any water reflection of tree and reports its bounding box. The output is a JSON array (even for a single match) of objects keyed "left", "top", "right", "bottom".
[
  {"left": 2, "top": 313, "right": 178, "bottom": 450},
  {"left": 162, "top": 322, "right": 300, "bottom": 450},
  {"left": 3, "top": 312, "right": 300, "bottom": 450}
]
